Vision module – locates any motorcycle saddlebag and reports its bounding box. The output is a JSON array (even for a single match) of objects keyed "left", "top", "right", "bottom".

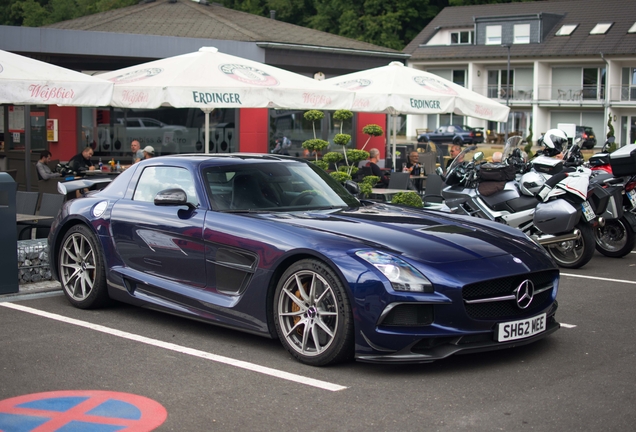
[
  {"left": 609, "top": 144, "right": 636, "bottom": 177},
  {"left": 534, "top": 200, "right": 578, "bottom": 234},
  {"left": 478, "top": 163, "right": 516, "bottom": 182}
]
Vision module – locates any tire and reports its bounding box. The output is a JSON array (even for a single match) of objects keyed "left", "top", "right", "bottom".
[
  {"left": 273, "top": 259, "right": 354, "bottom": 366},
  {"left": 546, "top": 222, "right": 596, "bottom": 269},
  {"left": 58, "top": 224, "right": 110, "bottom": 309},
  {"left": 595, "top": 216, "right": 636, "bottom": 258}
]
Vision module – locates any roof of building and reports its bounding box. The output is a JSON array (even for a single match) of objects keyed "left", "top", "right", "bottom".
[
  {"left": 404, "top": 0, "right": 636, "bottom": 61},
  {"left": 46, "top": 0, "right": 398, "bottom": 55}
]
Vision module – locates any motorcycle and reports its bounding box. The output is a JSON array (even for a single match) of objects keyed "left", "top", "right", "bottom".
[
  {"left": 441, "top": 137, "right": 602, "bottom": 269},
  {"left": 563, "top": 136, "right": 636, "bottom": 257}
]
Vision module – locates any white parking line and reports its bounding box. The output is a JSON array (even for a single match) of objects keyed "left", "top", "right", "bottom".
[
  {"left": 560, "top": 323, "right": 577, "bottom": 328},
  {"left": 0, "top": 302, "right": 347, "bottom": 392},
  {"left": 560, "top": 273, "right": 636, "bottom": 285}
]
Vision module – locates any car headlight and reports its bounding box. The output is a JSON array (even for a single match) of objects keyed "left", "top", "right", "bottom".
[{"left": 356, "top": 251, "right": 433, "bottom": 293}]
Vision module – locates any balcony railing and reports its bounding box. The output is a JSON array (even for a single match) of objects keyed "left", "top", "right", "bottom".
[
  {"left": 473, "top": 85, "right": 534, "bottom": 101},
  {"left": 609, "top": 85, "right": 636, "bottom": 102},
  {"left": 537, "top": 85, "right": 605, "bottom": 102}
]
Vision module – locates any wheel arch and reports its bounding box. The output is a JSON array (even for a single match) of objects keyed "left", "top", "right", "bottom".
[
  {"left": 50, "top": 218, "right": 100, "bottom": 282},
  {"left": 264, "top": 250, "right": 351, "bottom": 339}
]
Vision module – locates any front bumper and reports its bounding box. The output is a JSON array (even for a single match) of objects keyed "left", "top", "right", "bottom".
[{"left": 355, "top": 302, "right": 559, "bottom": 364}]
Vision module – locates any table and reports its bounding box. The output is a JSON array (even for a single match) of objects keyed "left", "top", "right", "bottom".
[
  {"left": 370, "top": 188, "right": 411, "bottom": 201},
  {"left": 17, "top": 214, "right": 54, "bottom": 223},
  {"left": 16, "top": 214, "right": 54, "bottom": 240},
  {"left": 410, "top": 175, "right": 427, "bottom": 194}
]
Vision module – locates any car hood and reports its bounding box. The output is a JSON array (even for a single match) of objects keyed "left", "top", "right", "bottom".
[{"left": 255, "top": 203, "right": 540, "bottom": 264}]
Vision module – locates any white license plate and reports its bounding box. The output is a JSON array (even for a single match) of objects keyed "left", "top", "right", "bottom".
[
  {"left": 628, "top": 190, "right": 636, "bottom": 209},
  {"left": 582, "top": 200, "right": 595, "bottom": 221},
  {"left": 496, "top": 313, "right": 546, "bottom": 342}
]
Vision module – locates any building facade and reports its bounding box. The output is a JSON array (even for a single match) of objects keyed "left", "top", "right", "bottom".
[{"left": 403, "top": 0, "right": 636, "bottom": 147}]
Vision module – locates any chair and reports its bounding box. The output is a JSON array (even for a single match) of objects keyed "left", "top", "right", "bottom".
[
  {"left": 231, "top": 173, "right": 277, "bottom": 209},
  {"left": 387, "top": 172, "right": 410, "bottom": 190},
  {"left": 419, "top": 152, "right": 437, "bottom": 176},
  {"left": 16, "top": 191, "right": 39, "bottom": 240},
  {"left": 423, "top": 174, "right": 445, "bottom": 205},
  {"left": 16, "top": 191, "right": 39, "bottom": 215},
  {"left": 33, "top": 193, "right": 65, "bottom": 238}
]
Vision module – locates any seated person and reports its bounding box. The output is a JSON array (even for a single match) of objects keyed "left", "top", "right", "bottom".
[
  {"left": 403, "top": 151, "right": 422, "bottom": 176},
  {"left": 363, "top": 148, "right": 389, "bottom": 187},
  {"left": 446, "top": 144, "right": 463, "bottom": 169},
  {"left": 491, "top": 151, "right": 503, "bottom": 163},
  {"left": 36, "top": 150, "right": 61, "bottom": 180},
  {"left": 69, "top": 146, "right": 95, "bottom": 173}
]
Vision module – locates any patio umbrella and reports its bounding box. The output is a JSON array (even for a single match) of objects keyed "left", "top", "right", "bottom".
[
  {"left": 0, "top": 49, "right": 114, "bottom": 191},
  {"left": 97, "top": 47, "right": 354, "bottom": 152},
  {"left": 323, "top": 61, "right": 510, "bottom": 169},
  {"left": 0, "top": 49, "right": 113, "bottom": 106}
]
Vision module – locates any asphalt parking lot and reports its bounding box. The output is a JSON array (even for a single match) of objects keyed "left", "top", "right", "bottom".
[{"left": 1, "top": 250, "right": 635, "bottom": 431}]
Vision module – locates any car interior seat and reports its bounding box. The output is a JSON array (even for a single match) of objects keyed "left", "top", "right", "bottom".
[{"left": 231, "top": 173, "right": 277, "bottom": 210}]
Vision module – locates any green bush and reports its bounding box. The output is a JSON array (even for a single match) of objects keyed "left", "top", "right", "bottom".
[
  {"left": 333, "top": 133, "right": 352, "bottom": 146},
  {"left": 330, "top": 171, "right": 351, "bottom": 183},
  {"left": 391, "top": 191, "right": 423, "bottom": 208},
  {"left": 322, "top": 151, "right": 343, "bottom": 165},
  {"left": 311, "top": 160, "right": 329, "bottom": 171}
]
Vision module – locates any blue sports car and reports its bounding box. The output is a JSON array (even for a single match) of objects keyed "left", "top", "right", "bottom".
[{"left": 48, "top": 154, "right": 560, "bottom": 366}]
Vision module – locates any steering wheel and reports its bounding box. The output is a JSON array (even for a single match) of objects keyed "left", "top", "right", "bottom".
[{"left": 290, "top": 191, "right": 316, "bottom": 206}]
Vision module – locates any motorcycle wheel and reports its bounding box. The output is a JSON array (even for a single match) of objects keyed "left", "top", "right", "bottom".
[
  {"left": 594, "top": 216, "right": 636, "bottom": 258},
  {"left": 546, "top": 222, "right": 595, "bottom": 269}
]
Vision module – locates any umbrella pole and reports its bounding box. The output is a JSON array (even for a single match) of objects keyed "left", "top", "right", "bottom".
[
  {"left": 202, "top": 108, "right": 212, "bottom": 154},
  {"left": 392, "top": 114, "right": 397, "bottom": 171}
]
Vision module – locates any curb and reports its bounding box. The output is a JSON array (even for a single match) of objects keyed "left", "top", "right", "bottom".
[{"left": 1, "top": 280, "right": 62, "bottom": 299}]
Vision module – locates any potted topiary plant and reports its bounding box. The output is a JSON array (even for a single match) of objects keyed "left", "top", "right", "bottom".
[
  {"left": 391, "top": 191, "right": 423, "bottom": 208},
  {"left": 302, "top": 110, "right": 330, "bottom": 162}
]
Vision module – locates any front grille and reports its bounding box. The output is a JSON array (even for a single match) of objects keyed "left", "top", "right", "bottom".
[
  {"left": 380, "top": 304, "right": 434, "bottom": 327},
  {"left": 462, "top": 270, "right": 558, "bottom": 320}
]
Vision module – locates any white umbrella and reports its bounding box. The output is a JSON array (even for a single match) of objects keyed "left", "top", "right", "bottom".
[
  {"left": 0, "top": 49, "right": 113, "bottom": 191},
  {"left": 0, "top": 49, "right": 113, "bottom": 106},
  {"left": 97, "top": 47, "right": 354, "bottom": 152},
  {"left": 324, "top": 61, "right": 510, "bottom": 169}
]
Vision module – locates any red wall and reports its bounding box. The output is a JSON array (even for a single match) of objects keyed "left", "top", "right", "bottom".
[
  {"left": 239, "top": 108, "right": 269, "bottom": 153},
  {"left": 356, "top": 113, "right": 387, "bottom": 158},
  {"left": 48, "top": 106, "right": 77, "bottom": 161}
]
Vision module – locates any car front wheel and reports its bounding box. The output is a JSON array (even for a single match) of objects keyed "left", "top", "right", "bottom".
[
  {"left": 58, "top": 224, "right": 110, "bottom": 309},
  {"left": 273, "top": 259, "right": 354, "bottom": 366}
]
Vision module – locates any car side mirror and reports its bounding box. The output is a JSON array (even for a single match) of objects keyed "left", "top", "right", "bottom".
[{"left": 154, "top": 188, "right": 195, "bottom": 209}]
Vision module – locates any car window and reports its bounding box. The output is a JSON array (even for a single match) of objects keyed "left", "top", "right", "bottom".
[
  {"left": 126, "top": 119, "right": 141, "bottom": 128},
  {"left": 436, "top": 127, "right": 447, "bottom": 133},
  {"left": 447, "top": 126, "right": 455, "bottom": 133},
  {"left": 133, "top": 166, "right": 199, "bottom": 206},
  {"left": 141, "top": 119, "right": 163, "bottom": 128},
  {"left": 203, "top": 161, "right": 359, "bottom": 211}
]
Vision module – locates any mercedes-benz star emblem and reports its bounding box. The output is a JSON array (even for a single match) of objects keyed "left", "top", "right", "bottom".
[{"left": 515, "top": 279, "right": 535, "bottom": 309}]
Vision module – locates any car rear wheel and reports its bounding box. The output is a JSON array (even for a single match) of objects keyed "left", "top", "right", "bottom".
[
  {"left": 58, "top": 224, "right": 110, "bottom": 309},
  {"left": 273, "top": 259, "right": 354, "bottom": 366}
]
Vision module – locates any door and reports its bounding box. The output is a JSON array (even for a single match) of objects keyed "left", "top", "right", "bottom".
[{"left": 110, "top": 165, "right": 206, "bottom": 288}]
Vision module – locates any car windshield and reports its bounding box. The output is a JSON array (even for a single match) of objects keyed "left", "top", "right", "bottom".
[{"left": 203, "top": 160, "right": 361, "bottom": 212}]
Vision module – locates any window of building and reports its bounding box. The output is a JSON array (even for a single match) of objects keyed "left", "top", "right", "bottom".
[
  {"left": 590, "top": 23, "right": 613, "bottom": 35},
  {"left": 487, "top": 70, "right": 514, "bottom": 99},
  {"left": 486, "top": 26, "right": 502, "bottom": 45},
  {"left": 555, "top": 24, "right": 578, "bottom": 36},
  {"left": 514, "top": 24, "right": 530, "bottom": 44},
  {"left": 451, "top": 31, "right": 473, "bottom": 45},
  {"left": 629, "top": 22, "right": 636, "bottom": 33},
  {"left": 452, "top": 70, "right": 466, "bottom": 87}
]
